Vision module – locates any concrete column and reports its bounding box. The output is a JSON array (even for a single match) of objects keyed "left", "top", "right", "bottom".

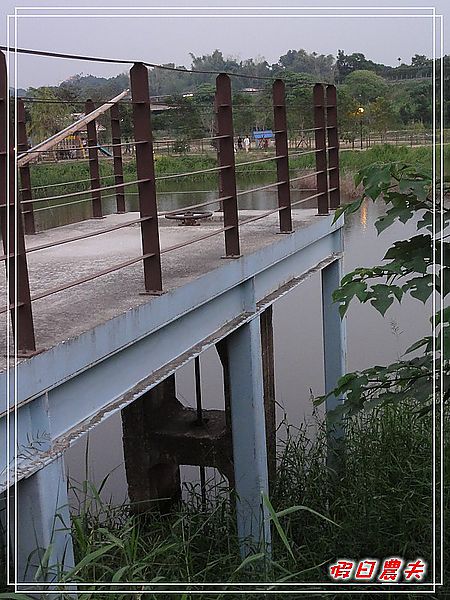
[
  {"left": 121, "top": 375, "right": 181, "bottom": 513},
  {"left": 321, "top": 257, "right": 347, "bottom": 444},
  {"left": 16, "top": 456, "right": 74, "bottom": 583},
  {"left": 226, "top": 318, "right": 271, "bottom": 556}
]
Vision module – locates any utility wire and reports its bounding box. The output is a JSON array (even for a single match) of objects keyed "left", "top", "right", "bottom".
[{"left": 0, "top": 45, "right": 278, "bottom": 81}]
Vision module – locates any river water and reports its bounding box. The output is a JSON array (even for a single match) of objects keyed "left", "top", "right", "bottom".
[{"left": 56, "top": 177, "right": 429, "bottom": 505}]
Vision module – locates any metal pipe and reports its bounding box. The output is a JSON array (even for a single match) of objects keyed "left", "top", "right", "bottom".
[{"left": 16, "top": 178, "right": 149, "bottom": 205}]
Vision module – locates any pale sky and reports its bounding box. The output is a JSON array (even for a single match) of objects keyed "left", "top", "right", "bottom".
[{"left": 0, "top": 0, "right": 447, "bottom": 88}]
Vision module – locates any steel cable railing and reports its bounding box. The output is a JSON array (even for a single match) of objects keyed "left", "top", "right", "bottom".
[{"left": 1, "top": 47, "right": 341, "bottom": 353}]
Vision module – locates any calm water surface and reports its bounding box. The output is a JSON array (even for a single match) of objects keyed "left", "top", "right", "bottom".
[{"left": 59, "top": 179, "right": 429, "bottom": 504}]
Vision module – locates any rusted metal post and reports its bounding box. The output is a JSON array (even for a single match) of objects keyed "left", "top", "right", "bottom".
[
  {"left": 85, "top": 99, "right": 103, "bottom": 218},
  {"left": 313, "top": 84, "right": 329, "bottom": 215},
  {"left": 215, "top": 73, "right": 240, "bottom": 258},
  {"left": 110, "top": 103, "right": 126, "bottom": 213},
  {"left": 325, "top": 85, "right": 341, "bottom": 210},
  {"left": 17, "top": 99, "right": 36, "bottom": 234},
  {"left": 261, "top": 305, "right": 276, "bottom": 490},
  {"left": 0, "top": 51, "right": 36, "bottom": 354},
  {"left": 272, "top": 79, "right": 293, "bottom": 233},
  {"left": 130, "top": 62, "right": 163, "bottom": 293}
]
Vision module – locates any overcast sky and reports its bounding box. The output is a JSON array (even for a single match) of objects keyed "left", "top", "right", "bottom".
[{"left": 1, "top": 0, "right": 447, "bottom": 88}]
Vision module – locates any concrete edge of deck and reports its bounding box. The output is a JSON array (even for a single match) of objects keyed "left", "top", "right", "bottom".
[{"left": 4, "top": 213, "right": 342, "bottom": 403}]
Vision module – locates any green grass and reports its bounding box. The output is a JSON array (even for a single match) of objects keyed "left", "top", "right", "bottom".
[
  {"left": 28, "top": 144, "right": 443, "bottom": 203},
  {"left": 2, "top": 401, "right": 446, "bottom": 598}
]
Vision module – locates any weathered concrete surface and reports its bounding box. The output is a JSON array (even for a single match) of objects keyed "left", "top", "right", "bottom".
[{"left": 0, "top": 209, "right": 324, "bottom": 372}]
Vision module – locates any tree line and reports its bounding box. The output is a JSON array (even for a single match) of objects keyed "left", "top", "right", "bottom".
[{"left": 17, "top": 49, "right": 446, "bottom": 146}]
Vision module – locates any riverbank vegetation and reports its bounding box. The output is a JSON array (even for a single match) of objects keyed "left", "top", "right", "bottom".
[
  {"left": 1, "top": 401, "right": 445, "bottom": 598},
  {"left": 29, "top": 144, "right": 443, "bottom": 204}
]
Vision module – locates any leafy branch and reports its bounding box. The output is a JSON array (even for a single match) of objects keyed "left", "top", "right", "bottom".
[{"left": 316, "top": 161, "right": 448, "bottom": 416}]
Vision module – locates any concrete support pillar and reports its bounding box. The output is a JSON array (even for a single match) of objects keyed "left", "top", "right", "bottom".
[
  {"left": 121, "top": 375, "right": 181, "bottom": 513},
  {"left": 226, "top": 318, "right": 271, "bottom": 556},
  {"left": 16, "top": 456, "right": 74, "bottom": 583},
  {"left": 321, "top": 257, "right": 347, "bottom": 446},
  {"left": 260, "top": 306, "right": 276, "bottom": 490}
]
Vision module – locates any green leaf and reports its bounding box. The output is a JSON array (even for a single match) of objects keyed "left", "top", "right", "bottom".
[
  {"left": 402, "top": 275, "right": 433, "bottom": 303},
  {"left": 369, "top": 284, "right": 398, "bottom": 315},
  {"left": 61, "top": 543, "right": 116, "bottom": 581},
  {"left": 275, "top": 504, "right": 341, "bottom": 528},
  {"left": 262, "top": 494, "right": 295, "bottom": 560},
  {"left": 233, "top": 552, "right": 266, "bottom": 573},
  {"left": 405, "top": 336, "right": 433, "bottom": 355}
]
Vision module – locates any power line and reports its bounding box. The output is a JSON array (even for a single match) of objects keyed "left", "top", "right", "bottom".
[{"left": 0, "top": 46, "right": 277, "bottom": 81}]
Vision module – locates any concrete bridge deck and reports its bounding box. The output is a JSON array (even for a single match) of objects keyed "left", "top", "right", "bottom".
[
  {"left": 1, "top": 208, "right": 328, "bottom": 371},
  {"left": 1, "top": 207, "right": 345, "bottom": 589}
]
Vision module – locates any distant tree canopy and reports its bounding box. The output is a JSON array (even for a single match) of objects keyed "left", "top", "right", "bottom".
[
  {"left": 26, "top": 87, "right": 72, "bottom": 144},
  {"left": 275, "top": 49, "right": 335, "bottom": 81},
  {"left": 17, "top": 48, "right": 445, "bottom": 143}
]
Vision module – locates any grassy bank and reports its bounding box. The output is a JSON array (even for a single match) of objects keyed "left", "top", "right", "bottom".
[
  {"left": 28, "top": 144, "right": 443, "bottom": 203},
  {"left": 2, "top": 401, "right": 446, "bottom": 598}
]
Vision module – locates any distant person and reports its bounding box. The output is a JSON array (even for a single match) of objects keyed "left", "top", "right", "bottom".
[
  {"left": 243, "top": 135, "right": 250, "bottom": 153},
  {"left": 237, "top": 136, "right": 243, "bottom": 150},
  {"left": 263, "top": 137, "right": 269, "bottom": 150}
]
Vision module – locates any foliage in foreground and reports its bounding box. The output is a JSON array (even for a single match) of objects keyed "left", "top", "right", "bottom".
[
  {"left": 318, "top": 159, "right": 448, "bottom": 417},
  {"left": 2, "top": 402, "right": 445, "bottom": 599}
]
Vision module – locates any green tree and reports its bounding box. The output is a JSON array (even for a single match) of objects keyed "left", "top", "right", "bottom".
[
  {"left": 366, "top": 96, "right": 399, "bottom": 136},
  {"left": 276, "top": 49, "right": 335, "bottom": 81},
  {"left": 318, "top": 161, "right": 448, "bottom": 416},
  {"left": 233, "top": 92, "right": 257, "bottom": 137},
  {"left": 336, "top": 51, "right": 385, "bottom": 81},
  {"left": 397, "top": 81, "right": 432, "bottom": 125},
  {"left": 340, "top": 70, "right": 388, "bottom": 105},
  {"left": 283, "top": 72, "right": 315, "bottom": 131},
  {"left": 27, "top": 87, "right": 72, "bottom": 143}
]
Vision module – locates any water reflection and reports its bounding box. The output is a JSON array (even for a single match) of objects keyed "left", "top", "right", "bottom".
[
  {"left": 360, "top": 199, "right": 368, "bottom": 230},
  {"left": 33, "top": 173, "right": 319, "bottom": 230}
]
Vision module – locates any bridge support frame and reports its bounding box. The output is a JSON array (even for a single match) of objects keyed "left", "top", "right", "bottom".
[
  {"left": 226, "top": 317, "right": 271, "bottom": 556},
  {"left": 15, "top": 456, "right": 74, "bottom": 584},
  {"left": 321, "top": 255, "right": 347, "bottom": 459},
  {"left": 122, "top": 375, "right": 182, "bottom": 513}
]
